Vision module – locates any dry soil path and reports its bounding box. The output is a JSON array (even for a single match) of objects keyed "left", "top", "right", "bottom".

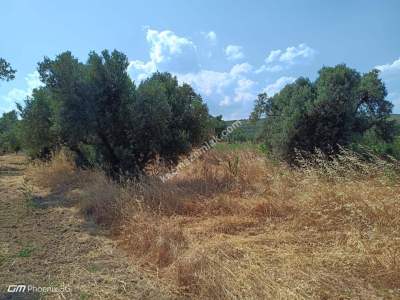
[{"left": 0, "top": 154, "right": 173, "bottom": 300}]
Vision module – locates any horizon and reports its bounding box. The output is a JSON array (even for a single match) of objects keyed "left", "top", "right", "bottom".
[{"left": 1, "top": 0, "right": 400, "bottom": 120}]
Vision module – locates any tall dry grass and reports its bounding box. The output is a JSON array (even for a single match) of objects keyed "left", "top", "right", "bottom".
[
  {"left": 25, "top": 150, "right": 81, "bottom": 193},
  {"left": 28, "top": 147, "right": 400, "bottom": 299}
]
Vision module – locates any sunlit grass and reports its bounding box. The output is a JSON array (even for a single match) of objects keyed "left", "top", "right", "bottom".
[{"left": 28, "top": 148, "right": 400, "bottom": 299}]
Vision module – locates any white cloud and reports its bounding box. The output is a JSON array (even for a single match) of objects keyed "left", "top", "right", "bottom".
[
  {"left": 146, "top": 29, "right": 194, "bottom": 64},
  {"left": 278, "top": 43, "right": 315, "bottom": 64},
  {"left": 202, "top": 31, "right": 217, "bottom": 44},
  {"left": 126, "top": 29, "right": 312, "bottom": 119},
  {"left": 375, "top": 57, "right": 400, "bottom": 74},
  {"left": 128, "top": 60, "right": 156, "bottom": 81},
  {"left": 3, "top": 88, "right": 27, "bottom": 104},
  {"left": 128, "top": 28, "right": 196, "bottom": 81},
  {"left": 375, "top": 58, "right": 400, "bottom": 113},
  {"left": 257, "top": 43, "right": 315, "bottom": 73},
  {"left": 176, "top": 63, "right": 253, "bottom": 96},
  {"left": 225, "top": 45, "right": 244, "bottom": 61},
  {"left": 263, "top": 76, "right": 296, "bottom": 96},
  {"left": 265, "top": 49, "right": 282, "bottom": 63},
  {"left": 26, "top": 72, "right": 42, "bottom": 91},
  {"left": 178, "top": 70, "right": 233, "bottom": 96},
  {"left": 1, "top": 71, "right": 43, "bottom": 112},
  {"left": 177, "top": 62, "right": 256, "bottom": 115},
  {"left": 234, "top": 78, "right": 256, "bottom": 103},
  {"left": 230, "top": 63, "right": 252, "bottom": 77},
  {"left": 219, "top": 96, "right": 231, "bottom": 107},
  {"left": 255, "top": 64, "right": 283, "bottom": 74}
]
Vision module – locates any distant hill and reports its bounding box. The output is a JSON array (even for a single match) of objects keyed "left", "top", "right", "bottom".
[
  {"left": 224, "top": 119, "right": 265, "bottom": 142},
  {"left": 390, "top": 114, "right": 400, "bottom": 122}
]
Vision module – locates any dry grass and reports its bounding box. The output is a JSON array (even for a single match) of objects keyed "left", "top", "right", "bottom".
[
  {"left": 28, "top": 147, "right": 400, "bottom": 299},
  {"left": 25, "top": 150, "right": 82, "bottom": 193}
]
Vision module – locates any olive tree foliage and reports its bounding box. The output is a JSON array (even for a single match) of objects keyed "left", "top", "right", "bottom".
[
  {"left": 251, "top": 64, "right": 395, "bottom": 161},
  {"left": 0, "top": 58, "right": 20, "bottom": 154},
  {"left": 0, "top": 58, "right": 16, "bottom": 81},
  {"left": 17, "top": 88, "right": 57, "bottom": 158},
  {"left": 0, "top": 111, "right": 21, "bottom": 154},
  {"left": 133, "top": 73, "right": 210, "bottom": 169},
  {"left": 250, "top": 93, "right": 270, "bottom": 122},
  {"left": 19, "top": 50, "right": 210, "bottom": 176},
  {"left": 208, "top": 115, "right": 226, "bottom": 136}
]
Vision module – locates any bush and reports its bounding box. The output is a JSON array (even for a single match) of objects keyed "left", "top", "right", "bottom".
[
  {"left": 18, "top": 50, "right": 211, "bottom": 177},
  {"left": 0, "top": 110, "right": 21, "bottom": 154},
  {"left": 252, "top": 65, "right": 395, "bottom": 162},
  {"left": 352, "top": 129, "right": 400, "bottom": 159},
  {"left": 18, "top": 89, "right": 57, "bottom": 158}
]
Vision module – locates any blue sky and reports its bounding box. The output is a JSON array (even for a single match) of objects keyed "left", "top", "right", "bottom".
[{"left": 1, "top": 0, "right": 400, "bottom": 120}]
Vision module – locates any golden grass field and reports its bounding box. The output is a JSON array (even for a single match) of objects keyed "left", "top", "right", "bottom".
[{"left": 6, "top": 147, "right": 400, "bottom": 299}]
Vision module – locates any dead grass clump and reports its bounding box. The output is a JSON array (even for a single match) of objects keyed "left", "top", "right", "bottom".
[
  {"left": 211, "top": 216, "right": 257, "bottom": 235},
  {"left": 171, "top": 149, "right": 266, "bottom": 198},
  {"left": 26, "top": 150, "right": 82, "bottom": 193},
  {"left": 294, "top": 179, "right": 400, "bottom": 234},
  {"left": 171, "top": 243, "right": 279, "bottom": 299},
  {"left": 122, "top": 178, "right": 188, "bottom": 215},
  {"left": 26, "top": 150, "right": 123, "bottom": 226},
  {"left": 176, "top": 196, "right": 246, "bottom": 217},
  {"left": 249, "top": 199, "right": 296, "bottom": 219},
  {"left": 113, "top": 149, "right": 265, "bottom": 218},
  {"left": 78, "top": 171, "right": 122, "bottom": 226},
  {"left": 119, "top": 213, "right": 187, "bottom": 269},
  {"left": 295, "top": 147, "right": 400, "bottom": 181}
]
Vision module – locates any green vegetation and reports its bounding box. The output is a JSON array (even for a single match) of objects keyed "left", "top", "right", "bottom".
[
  {"left": 16, "top": 50, "right": 212, "bottom": 177},
  {"left": 79, "top": 292, "right": 91, "bottom": 300},
  {"left": 1, "top": 54, "right": 400, "bottom": 175},
  {"left": 0, "top": 110, "right": 21, "bottom": 154},
  {"left": 18, "top": 245, "right": 35, "bottom": 257},
  {"left": 224, "top": 119, "right": 265, "bottom": 143},
  {"left": 251, "top": 64, "right": 399, "bottom": 161},
  {"left": 0, "top": 57, "right": 16, "bottom": 81},
  {"left": 0, "top": 58, "right": 20, "bottom": 154},
  {"left": 21, "top": 178, "right": 40, "bottom": 209},
  {"left": 214, "top": 142, "right": 261, "bottom": 153},
  {"left": 86, "top": 263, "right": 101, "bottom": 273}
]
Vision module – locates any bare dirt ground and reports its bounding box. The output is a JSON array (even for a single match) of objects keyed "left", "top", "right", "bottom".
[{"left": 0, "top": 154, "right": 173, "bottom": 300}]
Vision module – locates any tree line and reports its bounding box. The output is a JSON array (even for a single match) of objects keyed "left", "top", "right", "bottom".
[
  {"left": 1, "top": 54, "right": 399, "bottom": 174},
  {"left": 0, "top": 52, "right": 223, "bottom": 177}
]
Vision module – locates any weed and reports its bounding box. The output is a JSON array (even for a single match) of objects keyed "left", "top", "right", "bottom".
[
  {"left": 21, "top": 178, "right": 40, "bottom": 209},
  {"left": 18, "top": 245, "right": 35, "bottom": 257},
  {"left": 0, "top": 254, "right": 7, "bottom": 266},
  {"left": 79, "top": 292, "right": 90, "bottom": 300},
  {"left": 86, "top": 264, "right": 100, "bottom": 273}
]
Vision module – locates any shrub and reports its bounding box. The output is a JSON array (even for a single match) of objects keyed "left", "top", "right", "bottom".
[
  {"left": 0, "top": 110, "right": 21, "bottom": 154},
  {"left": 19, "top": 50, "right": 211, "bottom": 177},
  {"left": 252, "top": 65, "right": 395, "bottom": 162}
]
